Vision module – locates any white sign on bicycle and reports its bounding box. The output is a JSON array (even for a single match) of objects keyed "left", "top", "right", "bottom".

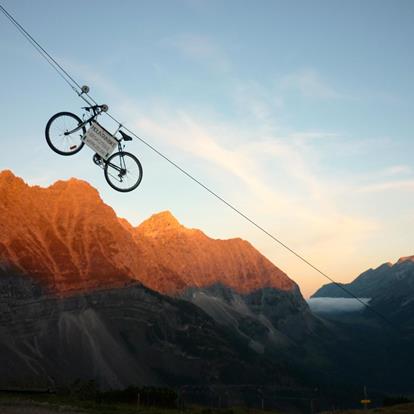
[{"left": 83, "top": 121, "right": 118, "bottom": 159}]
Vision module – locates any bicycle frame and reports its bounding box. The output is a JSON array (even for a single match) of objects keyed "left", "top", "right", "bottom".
[
  {"left": 64, "top": 109, "right": 100, "bottom": 136},
  {"left": 105, "top": 142, "right": 128, "bottom": 175},
  {"left": 91, "top": 123, "right": 128, "bottom": 176},
  {"left": 65, "top": 102, "right": 130, "bottom": 177}
]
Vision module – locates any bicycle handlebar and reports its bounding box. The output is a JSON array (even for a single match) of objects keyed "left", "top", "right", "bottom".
[{"left": 83, "top": 104, "right": 109, "bottom": 113}]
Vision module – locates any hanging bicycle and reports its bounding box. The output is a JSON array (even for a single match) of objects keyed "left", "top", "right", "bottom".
[{"left": 45, "top": 86, "right": 143, "bottom": 192}]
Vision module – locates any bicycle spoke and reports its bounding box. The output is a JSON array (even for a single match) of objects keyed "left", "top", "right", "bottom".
[{"left": 47, "top": 114, "right": 84, "bottom": 154}]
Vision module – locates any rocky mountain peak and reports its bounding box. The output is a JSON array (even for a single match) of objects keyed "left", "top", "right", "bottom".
[
  {"left": 397, "top": 255, "right": 414, "bottom": 264},
  {"left": 48, "top": 177, "right": 101, "bottom": 201},
  {"left": 0, "top": 169, "right": 26, "bottom": 189},
  {"left": 136, "top": 211, "right": 185, "bottom": 236}
]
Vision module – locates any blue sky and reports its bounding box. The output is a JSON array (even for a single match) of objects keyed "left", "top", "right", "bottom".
[{"left": 1, "top": 0, "right": 413, "bottom": 297}]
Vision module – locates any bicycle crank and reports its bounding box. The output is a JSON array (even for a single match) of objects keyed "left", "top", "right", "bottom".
[{"left": 92, "top": 153, "right": 104, "bottom": 168}]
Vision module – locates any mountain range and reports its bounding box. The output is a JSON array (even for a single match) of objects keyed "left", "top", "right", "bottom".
[
  {"left": 313, "top": 256, "right": 414, "bottom": 325},
  {"left": 0, "top": 170, "right": 322, "bottom": 390},
  {"left": 0, "top": 170, "right": 295, "bottom": 295},
  {"left": 312, "top": 257, "right": 414, "bottom": 393},
  {"left": 1, "top": 170, "right": 413, "bottom": 397}
]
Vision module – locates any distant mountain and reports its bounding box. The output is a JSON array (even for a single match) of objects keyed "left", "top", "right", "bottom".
[
  {"left": 312, "top": 254, "right": 414, "bottom": 342},
  {"left": 311, "top": 257, "right": 414, "bottom": 392},
  {"left": 312, "top": 257, "right": 414, "bottom": 300}
]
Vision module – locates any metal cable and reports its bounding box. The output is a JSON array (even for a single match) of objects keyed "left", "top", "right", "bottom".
[
  {"left": 119, "top": 124, "right": 396, "bottom": 329},
  {"left": 0, "top": 2, "right": 400, "bottom": 331}
]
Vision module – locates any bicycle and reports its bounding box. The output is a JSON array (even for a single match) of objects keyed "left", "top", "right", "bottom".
[{"left": 45, "top": 87, "right": 143, "bottom": 192}]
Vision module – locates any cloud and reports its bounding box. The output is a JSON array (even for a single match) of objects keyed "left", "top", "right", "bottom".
[
  {"left": 232, "top": 80, "right": 284, "bottom": 122},
  {"left": 358, "top": 179, "right": 414, "bottom": 193},
  {"left": 62, "top": 63, "right": 382, "bottom": 297},
  {"left": 132, "top": 108, "right": 377, "bottom": 257},
  {"left": 353, "top": 164, "right": 414, "bottom": 193},
  {"left": 161, "top": 34, "right": 231, "bottom": 72},
  {"left": 382, "top": 165, "right": 412, "bottom": 176},
  {"left": 280, "top": 68, "right": 345, "bottom": 100},
  {"left": 288, "top": 131, "right": 338, "bottom": 141},
  {"left": 135, "top": 112, "right": 285, "bottom": 206},
  {"left": 307, "top": 297, "right": 371, "bottom": 313}
]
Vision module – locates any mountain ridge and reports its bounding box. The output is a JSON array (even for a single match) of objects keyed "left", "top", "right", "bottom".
[
  {"left": 312, "top": 255, "right": 414, "bottom": 299},
  {"left": 0, "top": 169, "right": 319, "bottom": 390},
  {"left": 3, "top": 170, "right": 414, "bottom": 393},
  {"left": 0, "top": 170, "right": 297, "bottom": 296}
]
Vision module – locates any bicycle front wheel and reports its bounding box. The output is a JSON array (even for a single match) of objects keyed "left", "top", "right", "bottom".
[
  {"left": 45, "top": 112, "right": 86, "bottom": 156},
  {"left": 104, "top": 151, "right": 143, "bottom": 192}
]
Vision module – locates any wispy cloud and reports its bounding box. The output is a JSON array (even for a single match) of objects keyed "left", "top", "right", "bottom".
[
  {"left": 280, "top": 68, "right": 345, "bottom": 100},
  {"left": 91, "top": 65, "right": 377, "bottom": 248},
  {"left": 353, "top": 165, "right": 414, "bottom": 193},
  {"left": 132, "top": 108, "right": 377, "bottom": 256},
  {"left": 382, "top": 165, "right": 412, "bottom": 176},
  {"left": 308, "top": 297, "right": 371, "bottom": 313},
  {"left": 161, "top": 34, "right": 231, "bottom": 72},
  {"left": 358, "top": 179, "right": 414, "bottom": 193},
  {"left": 63, "top": 63, "right": 394, "bottom": 297},
  {"left": 232, "top": 80, "right": 284, "bottom": 123}
]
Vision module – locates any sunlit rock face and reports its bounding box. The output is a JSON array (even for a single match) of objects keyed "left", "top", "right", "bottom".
[
  {"left": 0, "top": 170, "right": 140, "bottom": 293},
  {"left": 133, "top": 210, "right": 296, "bottom": 294},
  {"left": 0, "top": 170, "right": 296, "bottom": 297}
]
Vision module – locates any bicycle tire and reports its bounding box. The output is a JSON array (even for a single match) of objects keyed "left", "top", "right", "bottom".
[
  {"left": 45, "top": 112, "right": 86, "bottom": 156},
  {"left": 104, "top": 151, "right": 143, "bottom": 192}
]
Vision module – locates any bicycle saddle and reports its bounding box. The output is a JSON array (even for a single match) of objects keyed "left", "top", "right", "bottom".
[{"left": 119, "top": 130, "right": 133, "bottom": 141}]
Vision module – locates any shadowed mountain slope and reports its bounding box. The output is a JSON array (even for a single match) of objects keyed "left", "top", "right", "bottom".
[{"left": 0, "top": 270, "right": 296, "bottom": 389}]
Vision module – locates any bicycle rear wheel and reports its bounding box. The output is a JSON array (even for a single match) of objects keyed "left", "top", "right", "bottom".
[
  {"left": 45, "top": 112, "right": 86, "bottom": 155},
  {"left": 104, "top": 151, "right": 143, "bottom": 192}
]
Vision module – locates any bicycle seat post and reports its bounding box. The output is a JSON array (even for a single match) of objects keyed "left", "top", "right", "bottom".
[{"left": 114, "top": 123, "right": 122, "bottom": 138}]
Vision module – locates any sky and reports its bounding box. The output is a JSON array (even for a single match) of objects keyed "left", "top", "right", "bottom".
[{"left": 1, "top": 0, "right": 413, "bottom": 297}]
